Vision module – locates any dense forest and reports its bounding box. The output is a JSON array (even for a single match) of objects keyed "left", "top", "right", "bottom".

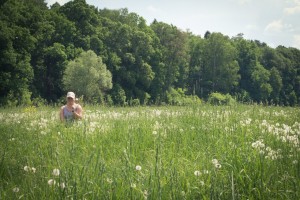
[{"left": 1, "top": 0, "right": 299, "bottom": 106}]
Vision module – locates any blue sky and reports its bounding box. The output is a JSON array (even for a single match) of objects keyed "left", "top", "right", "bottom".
[{"left": 46, "top": 0, "right": 300, "bottom": 49}]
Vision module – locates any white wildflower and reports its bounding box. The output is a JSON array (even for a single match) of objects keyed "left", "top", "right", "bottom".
[
  {"left": 212, "top": 159, "right": 221, "bottom": 169},
  {"left": 48, "top": 179, "right": 56, "bottom": 186},
  {"left": 52, "top": 169, "right": 60, "bottom": 176},
  {"left": 259, "top": 150, "right": 265, "bottom": 155},
  {"left": 292, "top": 160, "right": 298, "bottom": 164},
  {"left": 106, "top": 178, "right": 113, "bottom": 184},
  {"left": 24, "top": 166, "right": 30, "bottom": 172},
  {"left": 135, "top": 165, "right": 142, "bottom": 171},
  {"left": 131, "top": 183, "right": 136, "bottom": 188},
  {"left": 215, "top": 163, "right": 222, "bottom": 169},
  {"left": 59, "top": 182, "right": 66, "bottom": 189},
  {"left": 212, "top": 159, "right": 219, "bottom": 165},
  {"left": 31, "top": 167, "right": 36, "bottom": 173},
  {"left": 13, "top": 187, "right": 19, "bottom": 193},
  {"left": 194, "top": 170, "right": 201, "bottom": 176},
  {"left": 245, "top": 118, "right": 252, "bottom": 125},
  {"left": 143, "top": 190, "right": 148, "bottom": 199},
  {"left": 152, "top": 131, "right": 158, "bottom": 135},
  {"left": 251, "top": 140, "right": 265, "bottom": 149}
]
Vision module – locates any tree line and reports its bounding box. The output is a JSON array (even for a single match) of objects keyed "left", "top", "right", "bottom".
[{"left": 1, "top": 0, "right": 299, "bottom": 106}]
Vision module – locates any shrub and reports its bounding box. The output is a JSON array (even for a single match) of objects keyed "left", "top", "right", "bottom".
[
  {"left": 31, "top": 96, "right": 47, "bottom": 107},
  {"left": 111, "top": 84, "right": 126, "bottom": 106},
  {"left": 208, "top": 92, "right": 236, "bottom": 105},
  {"left": 105, "top": 94, "right": 114, "bottom": 106},
  {"left": 166, "top": 88, "right": 202, "bottom": 106},
  {"left": 129, "top": 98, "right": 140, "bottom": 106}
]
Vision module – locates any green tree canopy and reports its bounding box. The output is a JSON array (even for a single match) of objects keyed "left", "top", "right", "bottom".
[
  {"left": 63, "top": 50, "right": 112, "bottom": 103},
  {"left": 0, "top": 0, "right": 299, "bottom": 106},
  {"left": 202, "top": 32, "right": 240, "bottom": 95}
]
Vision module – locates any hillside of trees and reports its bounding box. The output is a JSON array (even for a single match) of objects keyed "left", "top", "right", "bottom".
[{"left": 1, "top": 0, "right": 299, "bottom": 106}]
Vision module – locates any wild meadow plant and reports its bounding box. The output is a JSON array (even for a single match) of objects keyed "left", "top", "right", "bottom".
[{"left": 0, "top": 105, "right": 299, "bottom": 199}]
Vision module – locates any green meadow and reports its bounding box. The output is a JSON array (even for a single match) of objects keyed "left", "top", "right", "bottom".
[{"left": 0, "top": 105, "right": 299, "bottom": 199}]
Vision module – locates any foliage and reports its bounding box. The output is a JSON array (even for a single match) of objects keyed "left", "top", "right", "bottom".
[
  {"left": 0, "top": 0, "right": 299, "bottom": 106},
  {"left": 166, "top": 88, "right": 202, "bottom": 106},
  {"left": 110, "top": 84, "right": 126, "bottom": 106},
  {"left": 202, "top": 33, "right": 240, "bottom": 95},
  {"left": 208, "top": 92, "right": 236, "bottom": 105},
  {"left": 129, "top": 98, "right": 140, "bottom": 106},
  {"left": 63, "top": 50, "right": 112, "bottom": 103},
  {"left": 0, "top": 105, "right": 299, "bottom": 199}
]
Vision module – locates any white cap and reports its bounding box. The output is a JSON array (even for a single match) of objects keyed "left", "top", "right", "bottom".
[{"left": 67, "top": 92, "right": 75, "bottom": 99}]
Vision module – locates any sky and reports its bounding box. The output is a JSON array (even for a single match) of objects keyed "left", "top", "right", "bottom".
[{"left": 45, "top": 0, "right": 300, "bottom": 49}]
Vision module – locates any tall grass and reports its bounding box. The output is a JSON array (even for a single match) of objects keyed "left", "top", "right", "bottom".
[{"left": 0, "top": 104, "right": 299, "bottom": 199}]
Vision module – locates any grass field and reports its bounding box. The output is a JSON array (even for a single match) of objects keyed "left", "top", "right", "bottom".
[{"left": 0, "top": 104, "right": 299, "bottom": 199}]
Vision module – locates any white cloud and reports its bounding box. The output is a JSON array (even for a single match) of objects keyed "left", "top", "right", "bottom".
[
  {"left": 292, "top": 0, "right": 300, "bottom": 4},
  {"left": 284, "top": 0, "right": 300, "bottom": 14},
  {"left": 264, "top": 20, "right": 284, "bottom": 32},
  {"left": 293, "top": 35, "right": 300, "bottom": 48},
  {"left": 284, "top": 5, "right": 300, "bottom": 14}
]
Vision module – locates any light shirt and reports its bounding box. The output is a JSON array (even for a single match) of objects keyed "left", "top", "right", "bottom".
[{"left": 63, "top": 106, "right": 75, "bottom": 122}]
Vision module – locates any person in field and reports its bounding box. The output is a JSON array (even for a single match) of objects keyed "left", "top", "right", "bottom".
[{"left": 60, "top": 92, "right": 83, "bottom": 122}]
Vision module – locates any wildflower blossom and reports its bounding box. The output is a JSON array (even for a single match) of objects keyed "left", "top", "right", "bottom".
[
  {"left": 135, "top": 165, "right": 142, "bottom": 171},
  {"left": 31, "top": 167, "right": 36, "bottom": 173},
  {"left": 59, "top": 182, "right": 66, "bottom": 189},
  {"left": 215, "top": 163, "right": 222, "bottom": 169},
  {"left": 200, "top": 181, "right": 205, "bottom": 186},
  {"left": 48, "top": 179, "right": 56, "bottom": 186},
  {"left": 292, "top": 160, "right": 298, "bottom": 164},
  {"left": 212, "top": 159, "right": 219, "bottom": 165},
  {"left": 152, "top": 131, "right": 158, "bottom": 135},
  {"left": 106, "top": 178, "right": 113, "bottom": 184},
  {"left": 52, "top": 169, "right": 60, "bottom": 176},
  {"left": 212, "top": 159, "right": 221, "bottom": 169},
  {"left": 24, "top": 166, "right": 30, "bottom": 172},
  {"left": 251, "top": 140, "right": 265, "bottom": 149},
  {"left": 143, "top": 190, "right": 148, "bottom": 199},
  {"left": 131, "top": 183, "right": 136, "bottom": 188},
  {"left": 13, "top": 187, "right": 19, "bottom": 193},
  {"left": 194, "top": 170, "right": 201, "bottom": 176}
]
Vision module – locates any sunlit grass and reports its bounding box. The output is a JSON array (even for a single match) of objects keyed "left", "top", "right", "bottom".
[{"left": 0, "top": 104, "right": 299, "bottom": 199}]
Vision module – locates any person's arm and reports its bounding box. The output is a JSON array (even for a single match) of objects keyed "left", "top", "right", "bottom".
[
  {"left": 60, "top": 106, "right": 65, "bottom": 122},
  {"left": 73, "top": 104, "right": 83, "bottom": 119}
]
